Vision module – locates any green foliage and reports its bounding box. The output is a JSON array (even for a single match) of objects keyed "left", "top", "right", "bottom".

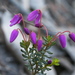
[
  {"left": 52, "top": 58, "right": 60, "bottom": 66},
  {"left": 20, "top": 40, "right": 30, "bottom": 49},
  {"left": 46, "top": 51, "right": 53, "bottom": 54},
  {"left": 47, "top": 58, "right": 60, "bottom": 67},
  {"left": 20, "top": 36, "right": 60, "bottom": 75},
  {"left": 47, "top": 35, "right": 53, "bottom": 41},
  {"left": 42, "top": 35, "right": 56, "bottom": 46}
]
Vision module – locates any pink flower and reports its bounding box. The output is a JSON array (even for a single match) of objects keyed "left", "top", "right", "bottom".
[
  {"left": 10, "top": 14, "right": 22, "bottom": 26},
  {"left": 24, "top": 27, "right": 30, "bottom": 35},
  {"left": 27, "top": 10, "right": 42, "bottom": 24},
  {"left": 30, "top": 32, "right": 36, "bottom": 44},
  {"left": 10, "top": 29, "right": 19, "bottom": 43},
  {"left": 59, "top": 34, "right": 66, "bottom": 48},
  {"left": 37, "top": 40, "right": 43, "bottom": 51},
  {"left": 69, "top": 33, "right": 75, "bottom": 42}
]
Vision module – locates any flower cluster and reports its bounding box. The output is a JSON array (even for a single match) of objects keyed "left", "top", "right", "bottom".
[
  {"left": 9, "top": 9, "right": 75, "bottom": 75},
  {"left": 10, "top": 10, "right": 44, "bottom": 51}
]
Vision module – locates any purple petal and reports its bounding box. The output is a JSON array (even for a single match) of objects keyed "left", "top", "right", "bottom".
[
  {"left": 17, "top": 17, "right": 22, "bottom": 23},
  {"left": 59, "top": 34, "right": 66, "bottom": 48},
  {"left": 24, "top": 27, "right": 30, "bottom": 35},
  {"left": 69, "top": 33, "right": 75, "bottom": 42},
  {"left": 48, "top": 60, "right": 52, "bottom": 64},
  {"left": 27, "top": 10, "right": 38, "bottom": 21},
  {"left": 30, "top": 32, "right": 36, "bottom": 44},
  {"left": 10, "top": 15, "right": 18, "bottom": 23},
  {"left": 35, "top": 13, "right": 41, "bottom": 24},
  {"left": 10, "top": 14, "right": 22, "bottom": 26},
  {"left": 10, "top": 29, "right": 19, "bottom": 43},
  {"left": 37, "top": 40, "right": 43, "bottom": 51}
]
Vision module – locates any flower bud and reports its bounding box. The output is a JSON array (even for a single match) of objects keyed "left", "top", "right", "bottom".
[
  {"left": 24, "top": 27, "right": 30, "bottom": 35},
  {"left": 59, "top": 34, "right": 66, "bottom": 48},
  {"left": 10, "top": 14, "right": 22, "bottom": 26},
  {"left": 30, "top": 32, "right": 36, "bottom": 44},
  {"left": 69, "top": 33, "right": 75, "bottom": 42},
  {"left": 48, "top": 60, "right": 52, "bottom": 64},
  {"left": 37, "top": 40, "right": 43, "bottom": 51},
  {"left": 10, "top": 29, "right": 19, "bottom": 43},
  {"left": 35, "top": 23, "right": 43, "bottom": 28}
]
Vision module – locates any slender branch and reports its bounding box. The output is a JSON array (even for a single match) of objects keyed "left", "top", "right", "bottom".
[
  {"left": 17, "top": 28, "right": 26, "bottom": 41},
  {"left": 24, "top": 20, "right": 34, "bottom": 26}
]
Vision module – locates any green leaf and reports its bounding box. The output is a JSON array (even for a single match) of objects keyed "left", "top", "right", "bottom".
[
  {"left": 42, "top": 61, "right": 47, "bottom": 65},
  {"left": 22, "top": 54, "right": 28, "bottom": 58},
  {"left": 44, "top": 55, "right": 52, "bottom": 58},
  {"left": 52, "top": 58, "right": 60, "bottom": 66},
  {"left": 51, "top": 41, "right": 56, "bottom": 46},
  {"left": 46, "top": 51, "right": 53, "bottom": 54},
  {"left": 20, "top": 40, "right": 30, "bottom": 49},
  {"left": 53, "top": 58, "right": 60, "bottom": 62},
  {"left": 42, "top": 36, "right": 47, "bottom": 41},
  {"left": 42, "top": 35, "right": 53, "bottom": 42},
  {"left": 21, "top": 49, "right": 27, "bottom": 54},
  {"left": 54, "top": 63, "right": 60, "bottom": 66},
  {"left": 46, "top": 46, "right": 51, "bottom": 50},
  {"left": 46, "top": 67, "right": 51, "bottom": 71},
  {"left": 23, "top": 58, "right": 28, "bottom": 61},
  {"left": 47, "top": 35, "right": 53, "bottom": 41},
  {"left": 24, "top": 64, "right": 31, "bottom": 70},
  {"left": 29, "top": 48, "right": 36, "bottom": 53},
  {"left": 30, "top": 54, "right": 34, "bottom": 58},
  {"left": 35, "top": 53, "right": 41, "bottom": 57},
  {"left": 47, "top": 41, "right": 56, "bottom": 47},
  {"left": 25, "top": 63, "right": 32, "bottom": 70},
  {"left": 32, "top": 57, "right": 39, "bottom": 62}
]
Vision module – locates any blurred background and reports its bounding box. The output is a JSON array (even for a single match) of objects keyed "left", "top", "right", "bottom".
[{"left": 0, "top": 0, "right": 75, "bottom": 75}]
